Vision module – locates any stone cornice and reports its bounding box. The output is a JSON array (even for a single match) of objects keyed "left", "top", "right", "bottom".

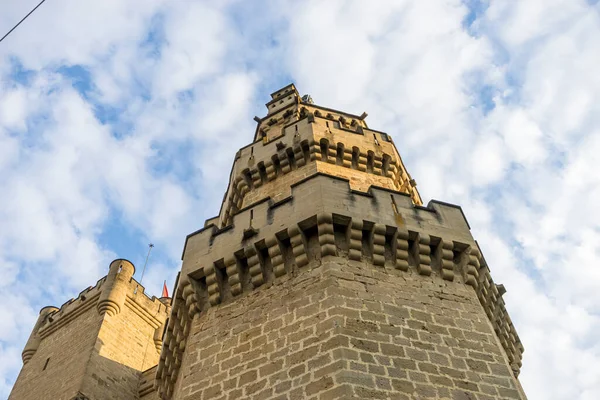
[
  {"left": 157, "top": 174, "right": 523, "bottom": 398},
  {"left": 215, "top": 112, "right": 421, "bottom": 230}
]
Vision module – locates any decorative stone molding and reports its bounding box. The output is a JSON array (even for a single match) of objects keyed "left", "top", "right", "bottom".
[
  {"left": 416, "top": 233, "right": 432, "bottom": 276},
  {"left": 317, "top": 213, "right": 336, "bottom": 257},
  {"left": 22, "top": 306, "right": 58, "bottom": 364},
  {"left": 157, "top": 175, "right": 524, "bottom": 397},
  {"left": 395, "top": 229, "right": 410, "bottom": 271},
  {"left": 218, "top": 107, "right": 421, "bottom": 227},
  {"left": 437, "top": 238, "right": 455, "bottom": 281},
  {"left": 97, "top": 259, "right": 135, "bottom": 316},
  {"left": 152, "top": 86, "right": 524, "bottom": 398}
]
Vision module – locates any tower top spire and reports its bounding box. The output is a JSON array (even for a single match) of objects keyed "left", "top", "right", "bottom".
[{"left": 265, "top": 83, "right": 300, "bottom": 116}]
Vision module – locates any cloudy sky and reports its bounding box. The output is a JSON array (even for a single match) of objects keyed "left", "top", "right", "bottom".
[{"left": 1, "top": 0, "right": 599, "bottom": 398}]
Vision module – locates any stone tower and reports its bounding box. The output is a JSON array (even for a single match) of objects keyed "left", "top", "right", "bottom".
[
  {"left": 11, "top": 84, "right": 526, "bottom": 400},
  {"left": 10, "top": 259, "right": 170, "bottom": 400},
  {"left": 156, "top": 84, "right": 526, "bottom": 399}
]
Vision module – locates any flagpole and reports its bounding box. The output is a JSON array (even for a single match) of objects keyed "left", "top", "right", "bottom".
[{"left": 139, "top": 243, "right": 154, "bottom": 285}]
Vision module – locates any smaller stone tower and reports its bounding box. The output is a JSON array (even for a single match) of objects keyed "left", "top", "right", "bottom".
[{"left": 9, "top": 259, "right": 170, "bottom": 400}]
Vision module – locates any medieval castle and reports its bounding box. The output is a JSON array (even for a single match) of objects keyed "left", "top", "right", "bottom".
[{"left": 9, "top": 84, "right": 526, "bottom": 399}]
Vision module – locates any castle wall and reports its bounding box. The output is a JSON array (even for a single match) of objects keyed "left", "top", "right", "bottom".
[
  {"left": 217, "top": 103, "right": 420, "bottom": 228},
  {"left": 11, "top": 83, "right": 525, "bottom": 400},
  {"left": 9, "top": 305, "right": 102, "bottom": 400},
  {"left": 140, "top": 366, "right": 162, "bottom": 400},
  {"left": 171, "top": 257, "right": 525, "bottom": 400},
  {"left": 10, "top": 260, "right": 170, "bottom": 400},
  {"left": 81, "top": 300, "right": 165, "bottom": 399}
]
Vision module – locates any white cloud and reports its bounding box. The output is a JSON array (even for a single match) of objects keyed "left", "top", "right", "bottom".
[
  {"left": 1, "top": 1, "right": 600, "bottom": 399},
  {"left": 279, "top": 1, "right": 600, "bottom": 398}
]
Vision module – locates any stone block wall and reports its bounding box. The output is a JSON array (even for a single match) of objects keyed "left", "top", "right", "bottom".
[
  {"left": 171, "top": 257, "right": 525, "bottom": 400},
  {"left": 159, "top": 173, "right": 524, "bottom": 399},
  {"left": 80, "top": 300, "right": 166, "bottom": 399},
  {"left": 140, "top": 366, "right": 162, "bottom": 400},
  {"left": 9, "top": 306, "right": 102, "bottom": 400},
  {"left": 217, "top": 96, "right": 421, "bottom": 228},
  {"left": 10, "top": 260, "right": 170, "bottom": 400}
]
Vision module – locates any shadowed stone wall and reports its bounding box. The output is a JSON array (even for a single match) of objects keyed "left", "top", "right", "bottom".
[{"left": 171, "top": 257, "right": 525, "bottom": 400}]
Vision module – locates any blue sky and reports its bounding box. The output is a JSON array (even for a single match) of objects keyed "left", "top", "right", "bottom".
[{"left": 1, "top": 1, "right": 600, "bottom": 398}]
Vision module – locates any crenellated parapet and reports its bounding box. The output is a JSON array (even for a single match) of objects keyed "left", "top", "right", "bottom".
[
  {"left": 97, "top": 259, "right": 136, "bottom": 316},
  {"left": 156, "top": 173, "right": 524, "bottom": 398},
  {"left": 215, "top": 85, "right": 421, "bottom": 228},
  {"left": 21, "top": 306, "right": 58, "bottom": 364},
  {"left": 33, "top": 277, "right": 107, "bottom": 341},
  {"left": 477, "top": 259, "right": 524, "bottom": 376},
  {"left": 20, "top": 259, "right": 171, "bottom": 364}
]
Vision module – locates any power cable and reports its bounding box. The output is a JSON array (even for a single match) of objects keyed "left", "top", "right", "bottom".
[{"left": 0, "top": 0, "right": 48, "bottom": 44}]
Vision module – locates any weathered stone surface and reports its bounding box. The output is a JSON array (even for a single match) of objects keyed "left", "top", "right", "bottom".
[
  {"left": 11, "top": 83, "right": 526, "bottom": 400},
  {"left": 10, "top": 260, "right": 170, "bottom": 400}
]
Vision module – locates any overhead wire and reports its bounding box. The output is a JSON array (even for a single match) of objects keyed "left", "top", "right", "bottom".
[{"left": 0, "top": 0, "right": 48, "bottom": 44}]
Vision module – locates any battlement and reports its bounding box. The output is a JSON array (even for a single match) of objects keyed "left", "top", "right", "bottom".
[
  {"left": 22, "top": 259, "right": 170, "bottom": 362},
  {"left": 12, "top": 83, "right": 526, "bottom": 400},
  {"left": 158, "top": 173, "right": 523, "bottom": 397},
  {"left": 217, "top": 97, "right": 421, "bottom": 228}
]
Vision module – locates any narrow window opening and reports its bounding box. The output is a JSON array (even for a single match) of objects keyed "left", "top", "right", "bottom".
[
  {"left": 278, "top": 235, "right": 294, "bottom": 275},
  {"left": 373, "top": 133, "right": 380, "bottom": 146},
  {"left": 382, "top": 154, "right": 391, "bottom": 176},
  {"left": 214, "top": 260, "right": 231, "bottom": 301},
  {"left": 303, "top": 225, "right": 320, "bottom": 263},
  {"left": 320, "top": 139, "right": 329, "bottom": 162},
  {"left": 256, "top": 241, "right": 274, "bottom": 283},
  {"left": 334, "top": 222, "right": 350, "bottom": 255},
  {"left": 242, "top": 169, "right": 254, "bottom": 189},
  {"left": 408, "top": 234, "right": 418, "bottom": 268},
  {"left": 271, "top": 155, "right": 282, "bottom": 176},
  {"left": 301, "top": 140, "right": 311, "bottom": 164},
  {"left": 161, "top": 318, "right": 169, "bottom": 342},
  {"left": 367, "top": 151, "right": 374, "bottom": 173},
  {"left": 336, "top": 143, "right": 344, "bottom": 166},
  {"left": 43, "top": 358, "right": 50, "bottom": 371},
  {"left": 351, "top": 147, "right": 359, "bottom": 169},
  {"left": 391, "top": 194, "right": 399, "bottom": 214},
  {"left": 429, "top": 236, "right": 441, "bottom": 273},
  {"left": 384, "top": 229, "right": 396, "bottom": 266},
  {"left": 235, "top": 251, "right": 252, "bottom": 292},
  {"left": 257, "top": 162, "right": 268, "bottom": 183},
  {"left": 286, "top": 148, "right": 297, "bottom": 170},
  {"left": 362, "top": 222, "right": 374, "bottom": 261}
]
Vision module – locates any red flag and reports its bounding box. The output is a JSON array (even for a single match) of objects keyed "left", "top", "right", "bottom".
[{"left": 162, "top": 280, "right": 169, "bottom": 298}]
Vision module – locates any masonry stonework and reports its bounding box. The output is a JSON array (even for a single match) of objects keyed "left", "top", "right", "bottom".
[
  {"left": 10, "top": 260, "right": 170, "bottom": 400},
  {"left": 11, "top": 84, "right": 526, "bottom": 400}
]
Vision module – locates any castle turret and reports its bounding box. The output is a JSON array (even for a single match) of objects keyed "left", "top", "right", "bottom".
[
  {"left": 10, "top": 259, "right": 169, "bottom": 400},
  {"left": 156, "top": 84, "right": 526, "bottom": 400},
  {"left": 97, "top": 258, "right": 136, "bottom": 316},
  {"left": 21, "top": 306, "right": 58, "bottom": 364},
  {"left": 10, "top": 84, "right": 527, "bottom": 400}
]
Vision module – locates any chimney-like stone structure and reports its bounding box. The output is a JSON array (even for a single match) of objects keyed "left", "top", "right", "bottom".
[{"left": 156, "top": 84, "right": 527, "bottom": 400}]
